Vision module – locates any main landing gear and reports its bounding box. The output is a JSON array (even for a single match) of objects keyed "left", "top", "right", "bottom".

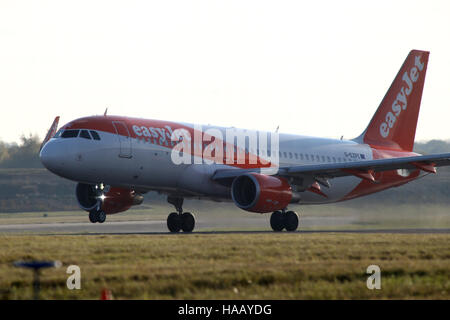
[
  {"left": 270, "top": 209, "right": 299, "bottom": 232},
  {"left": 166, "top": 196, "right": 195, "bottom": 233},
  {"left": 89, "top": 209, "right": 106, "bottom": 223}
]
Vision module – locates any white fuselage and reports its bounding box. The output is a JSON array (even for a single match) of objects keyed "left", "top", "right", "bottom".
[{"left": 40, "top": 118, "right": 379, "bottom": 205}]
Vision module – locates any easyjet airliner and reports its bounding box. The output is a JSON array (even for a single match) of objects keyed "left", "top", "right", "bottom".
[{"left": 39, "top": 50, "right": 450, "bottom": 232}]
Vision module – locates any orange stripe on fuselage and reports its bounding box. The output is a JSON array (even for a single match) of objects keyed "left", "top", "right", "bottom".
[{"left": 61, "top": 115, "right": 273, "bottom": 170}]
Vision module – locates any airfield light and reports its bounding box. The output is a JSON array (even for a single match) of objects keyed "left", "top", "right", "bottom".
[{"left": 13, "top": 260, "right": 62, "bottom": 300}]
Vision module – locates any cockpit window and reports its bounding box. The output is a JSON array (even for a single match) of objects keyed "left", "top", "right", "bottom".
[
  {"left": 61, "top": 130, "right": 80, "bottom": 138},
  {"left": 80, "top": 130, "right": 92, "bottom": 140},
  {"left": 90, "top": 131, "right": 101, "bottom": 140},
  {"left": 53, "top": 129, "right": 63, "bottom": 138}
]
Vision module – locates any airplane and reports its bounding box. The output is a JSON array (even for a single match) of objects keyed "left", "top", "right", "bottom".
[{"left": 39, "top": 50, "right": 450, "bottom": 233}]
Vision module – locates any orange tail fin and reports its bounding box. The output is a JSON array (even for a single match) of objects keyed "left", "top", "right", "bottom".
[
  {"left": 40, "top": 116, "right": 60, "bottom": 151},
  {"left": 355, "top": 50, "right": 429, "bottom": 151}
]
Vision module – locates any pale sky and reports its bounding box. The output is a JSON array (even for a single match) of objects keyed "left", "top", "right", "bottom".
[{"left": 1, "top": 0, "right": 450, "bottom": 144}]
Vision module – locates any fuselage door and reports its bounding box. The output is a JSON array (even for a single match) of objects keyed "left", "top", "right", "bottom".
[{"left": 112, "top": 121, "right": 132, "bottom": 158}]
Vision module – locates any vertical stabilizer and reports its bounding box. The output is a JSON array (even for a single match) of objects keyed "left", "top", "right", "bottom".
[
  {"left": 355, "top": 50, "right": 429, "bottom": 151},
  {"left": 40, "top": 116, "right": 60, "bottom": 151}
]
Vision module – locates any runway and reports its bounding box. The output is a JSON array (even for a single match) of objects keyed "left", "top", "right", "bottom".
[{"left": 0, "top": 218, "right": 449, "bottom": 235}]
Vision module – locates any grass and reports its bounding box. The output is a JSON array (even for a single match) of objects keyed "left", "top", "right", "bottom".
[{"left": 0, "top": 233, "right": 449, "bottom": 299}]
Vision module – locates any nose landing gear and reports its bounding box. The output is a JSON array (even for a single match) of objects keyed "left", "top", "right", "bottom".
[
  {"left": 270, "top": 209, "right": 299, "bottom": 232},
  {"left": 167, "top": 196, "right": 195, "bottom": 233},
  {"left": 89, "top": 209, "right": 106, "bottom": 223},
  {"left": 87, "top": 183, "right": 107, "bottom": 224}
]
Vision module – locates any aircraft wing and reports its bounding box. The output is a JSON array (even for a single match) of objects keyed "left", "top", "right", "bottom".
[{"left": 212, "top": 153, "right": 450, "bottom": 186}]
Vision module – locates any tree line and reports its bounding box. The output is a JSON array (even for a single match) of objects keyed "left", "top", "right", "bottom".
[{"left": 0, "top": 134, "right": 42, "bottom": 168}]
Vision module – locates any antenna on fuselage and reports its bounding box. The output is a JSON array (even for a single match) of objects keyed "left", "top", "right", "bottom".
[
  {"left": 104, "top": 108, "right": 108, "bottom": 116},
  {"left": 275, "top": 125, "right": 279, "bottom": 133},
  {"left": 340, "top": 135, "right": 344, "bottom": 140}
]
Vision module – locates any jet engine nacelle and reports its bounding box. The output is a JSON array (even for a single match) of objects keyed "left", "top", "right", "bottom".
[
  {"left": 231, "top": 173, "right": 292, "bottom": 213},
  {"left": 75, "top": 183, "right": 144, "bottom": 214}
]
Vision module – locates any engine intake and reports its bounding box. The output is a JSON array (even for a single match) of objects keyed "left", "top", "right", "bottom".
[
  {"left": 231, "top": 173, "right": 292, "bottom": 213},
  {"left": 76, "top": 183, "right": 99, "bottom": 211}
]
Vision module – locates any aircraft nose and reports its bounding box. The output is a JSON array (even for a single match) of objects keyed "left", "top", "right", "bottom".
[{"left": 40, "top": 141, "right": 64, "bottom": 173}]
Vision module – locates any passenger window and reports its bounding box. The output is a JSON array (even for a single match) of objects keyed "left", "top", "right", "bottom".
[
  {"left": 90, "top": 131, "right": 101, "bottom": 140},
  {"left": 305, "top": 154, "right": 309, "bottom": 160},
  {"left": 321, "top": 156, "right": 325, "bottom": 162},
  {"left": 316, "top": 155, "right": 320, "bottom": 162},
  {"left": 80, "top": 130, "right": 92, "bottom": 140},
  {"left": 300, "top": 154, "right": 304, "bottom": 160},
  {"left": 294, "top": 153, "right": 298, "bottom": 159},
  {"left": 289, "top": 152, "right": 293, "bottom": 159},
  {"left": 327, "top": 156, "right": 331, "bottom": 162},
  {"left": 61, "top": 130, "right": 79, "bottom": 138},
  {"left": 283, "top": 152, "right": 287, "bottom": 158}
]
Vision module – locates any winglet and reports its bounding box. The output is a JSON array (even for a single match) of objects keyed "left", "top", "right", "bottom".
[{"left": 40, "top": 116, "right": 60, "bottom": 151}]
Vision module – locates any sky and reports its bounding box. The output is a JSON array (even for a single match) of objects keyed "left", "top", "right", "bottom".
[{"left": 1, "top": 0, "right": 450, "bottom": 144}]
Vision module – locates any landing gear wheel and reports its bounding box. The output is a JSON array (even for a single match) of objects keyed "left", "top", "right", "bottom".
[
  {"left": 181, "top": 212, "right": 195, "bottom": 233},
  {"left": 285, "top": 211, "right": 299, "bottom": 232},
  {"left": 167, "top": 212, "right": 182, "bottom": 233},
  {"left": 89, "top": 210, "right": 99, "bottom": 223},
  {"left": 270, "top": 211, "right": 284, "bottom": 232},
  {"left": 167, "top": 196, "right": 196, "bottom": 233},
  {"left": 97, "top": 211, "right": 106, "bottom": 223}
]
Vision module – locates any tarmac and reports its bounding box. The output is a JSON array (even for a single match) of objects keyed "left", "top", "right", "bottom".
[{"left": 0, "top": 217, "right": 448, "bottom": 235}]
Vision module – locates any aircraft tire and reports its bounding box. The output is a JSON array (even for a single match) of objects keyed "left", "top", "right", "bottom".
[
  {"left": 181, "top": 212, "right": 195, "bottom": 233},
  {"left": 285, "top": 211, "right": 299, "bottom": 232},
  {"left": 270, "top": 211, "right": 284, "bottom": 232},
  {"left": 167, "top": 212, "right": 182, "bottom": 233},
  {"left": 97, "top": 211, "right": 106, "bottom": 223},
  {"left": 89, "top": 210, "right": 99, "bottom": 223}
]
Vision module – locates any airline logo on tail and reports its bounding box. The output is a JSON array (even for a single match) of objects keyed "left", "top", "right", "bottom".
[{"left": 379, "top": 55, "right": 425, "bottom": 138}]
